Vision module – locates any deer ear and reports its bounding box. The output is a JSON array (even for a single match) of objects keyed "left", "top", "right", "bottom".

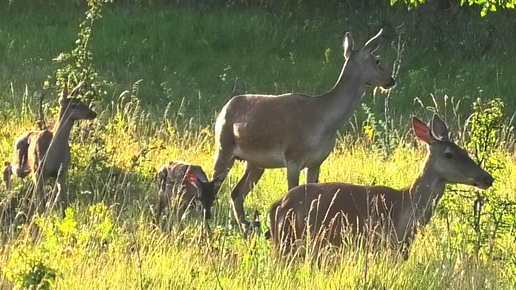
[
  {"left": 413, "top": 116, "right": 432, "bottom": 144},
  {"left": 187, "top": 171, "right": 199, "bottom": 187},
  {"left": 62, "top": 83, "right": 68, "bottom": 98},
  {"left": 70, "top": 81, "right": 83, "bottom": 98},
  {"left": 431, "top": 114, "right": 450, "bottom": 141},
  {"left": 59, "top": 83, "right": 69, "bottom": 104},
  {"left": 362, "top": 29, "right": 383, "bottom": 54},
  {"left": 343, "top": 32, "right": 354, "bottom": 59},
  {"left": 158, "top": 165, "right": 168, "bottom": 181}
]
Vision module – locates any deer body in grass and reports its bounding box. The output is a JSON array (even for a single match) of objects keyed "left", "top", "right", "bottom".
[
  {"left": 155, "top": 161, "right": 217, "bottom": 228},
  {"left": 212, "top": 29, "right": 395, "bottom": 231},
  {"left": 269, "top": 115, "right": 494, "bottom": 259},
  {"left": 4, "top": 85, "right": 96, "bottom": 213}
]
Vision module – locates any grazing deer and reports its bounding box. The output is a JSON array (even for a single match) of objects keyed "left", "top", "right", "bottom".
[
  {"left": 5, "top": 84, "right": 96, "bottom": 214},
  {"left": 268, "top": 115, "right": 494, "bottom": 259},
  {"left": 155, "top": 161, "right": 218, "bottom": 228},
  {"left": 212, "top": 29, "right": 395, "bottom": 231}
]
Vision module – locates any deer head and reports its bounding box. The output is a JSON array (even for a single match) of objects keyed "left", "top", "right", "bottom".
[
  {"left": 413, "top": 114, "right": 494, "bottom": 189},
  {"left": 343, "top": 29, "right": 395, "bottom": 89},
  {"left": 59, "top": 83, "right": 97, "bottom": 121},
  {"left": 186, "top": 170, "right": 218, "bottom": 220}
]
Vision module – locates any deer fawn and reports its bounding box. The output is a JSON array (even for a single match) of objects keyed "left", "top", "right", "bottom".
[
  {"left": 212, "top": 29, "right": 395, "bottom": 232},
  {"left": 5, "top": 84, "right": 96, "bottom": 214},
  {"left": 155, "top": 161, "right": 218, "bottom": 229},
  {"left": 269, "top": 115, "right": 494, "bottom": 259}
]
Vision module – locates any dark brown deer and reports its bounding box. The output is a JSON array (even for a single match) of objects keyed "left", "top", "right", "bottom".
[
  {"left": 269, "top": 115, "right": 494, "bottom": 259},
  {"left": 5, "top": 84, "right": 96, "bottom": 214},
  {"left": 212, "top": 29, "right": 395, "bottom": 231},
  {"left": 155, "top": 161, "right": 218, "bottom": 228}
]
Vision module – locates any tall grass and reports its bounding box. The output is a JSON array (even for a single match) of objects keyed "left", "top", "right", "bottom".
[{"left": 1, "top": 86, "right": 515, "bottom": 288}]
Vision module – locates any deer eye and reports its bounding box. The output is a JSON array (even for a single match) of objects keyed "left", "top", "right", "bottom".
[{"left": 444, "top": 152, "right": 453, "bottom": 158}]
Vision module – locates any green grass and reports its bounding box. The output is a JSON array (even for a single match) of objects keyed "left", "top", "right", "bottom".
[
  {"left": 2, "top": 0, "right": 516, "bottom": 126},
  {"left": 1, "top": 0, "right": 516, "bottom": 289}
]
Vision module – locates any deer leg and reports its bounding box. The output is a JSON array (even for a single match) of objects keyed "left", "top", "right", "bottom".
[
  {"left": 3, "top": 162, "right": 12, "bottom": 191},
  {"left": 306, "top": 165, "right": 320, "bottom": 184},
  {"left": 286, "top": 163, "right": 301, "bottom": 190},
  {"left": 176, "top": 193, "right": 196, "bottom": 232},
  {"left": 155, "top": 191, "right": 169, "bottom": 227},
  {"left": 33, "top": 174, "right": 45, "bottom": 216},
  {"left": 213, "top": 148, "right": 236, "bottom": 196},
  {"left": 231, "top": 162, "right": 264, "bottom": 233},
  {"left": 55, "top": 170, "right": 67, "bottom": 214}
]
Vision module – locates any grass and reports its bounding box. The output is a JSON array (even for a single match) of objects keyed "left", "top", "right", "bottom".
[
  {"left": 1, "top": 0, "right": 516, "bottom": 289},
  {"left": 2, "top": 0, "right": 516, "bottom": 126}
]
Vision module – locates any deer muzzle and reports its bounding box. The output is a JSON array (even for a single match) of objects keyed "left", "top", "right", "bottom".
[
  {"left": 382, "top": 77, "right": 396, "bottom": 89},
  {"left": 470, "top": 173, "right": 495, "bottom": 190},
  {"left": 87, "top": 111, "right": 97, "bottom": 120}
]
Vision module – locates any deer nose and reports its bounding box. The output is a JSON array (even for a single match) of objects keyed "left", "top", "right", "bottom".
[
  {"left": 483, "top": 174, "right": 495, "bottom": 188},
  {"left": 385, "top": 77, "right": 396, "bottom": 88},
  {"left": 88, "top": 111, "right": 97, "bottom": 119},
  {"left": 471, "top": 174, "right": 494, "bottom": 189}
]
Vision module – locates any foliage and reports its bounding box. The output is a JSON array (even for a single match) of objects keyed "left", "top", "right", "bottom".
[
  {"left": 391, "top": 0, "right": 516, "bottom": 17},
  {"left": 441, "top": 98, "right": 516, "bottom": 259},
  {"left": 361, "top": 103, "right": 401, "bottom": 155},
  {"left": 44, "top": 0, "right": 111, "bottom": 102},
  {"left": 3, "top": 248, "right": 56, "bottom": 290}
]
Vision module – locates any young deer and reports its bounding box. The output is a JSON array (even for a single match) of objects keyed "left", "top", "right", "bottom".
[
  {"left": 269, "top": 115, "right": 494, "bottom": 259},
  {"left": 155, "top": 161, "right": 218, "bottom": 229},
  {"left": 5, "top": 84, "right": 96, "bottom": 214},
  {"left": 213, "top": 29, "right": 395, "bottom": 232}
]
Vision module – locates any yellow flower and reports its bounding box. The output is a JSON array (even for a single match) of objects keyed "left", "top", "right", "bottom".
[
  {"left": 201, "top": 127, "right": 213, "bottom": 138},
  {"left": 364, "top": 125, "right": 374, "bottom": 139}
]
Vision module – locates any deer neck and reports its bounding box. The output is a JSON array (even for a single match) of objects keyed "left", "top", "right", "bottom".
[
  {"left": 395, "top": 154, "right": 446, "bottom": 245},
  {"left": 50, "top": 109, "right": 76, "bottom": 149},
  {"left": 407, "top": 155, "right": 447, "bottom": 228},
  {"left": 319, "top": 61, "right": 367, "bottom": 133}
]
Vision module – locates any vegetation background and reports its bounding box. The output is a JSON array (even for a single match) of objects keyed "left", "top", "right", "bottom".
[{"left": 0, "top": 0, "right": 515, "bottom": 289}]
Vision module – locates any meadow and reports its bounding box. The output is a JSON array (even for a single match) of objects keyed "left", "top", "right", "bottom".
[{"left": 1, "top": 0, "right": 516, "bottom": 289}]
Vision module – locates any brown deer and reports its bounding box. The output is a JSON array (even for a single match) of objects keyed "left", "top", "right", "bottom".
[
  {"left": 269, "top": 115, "right": 494, "bottom": 260},
  {"left": 155, "top": 161, "right": 218, "bottom": 229},
  {"left": 212, "top": 29, "right": 395, "bottom": 231},
  {"left": 5, "top": 84, "right": 97, "bottom": 214}
]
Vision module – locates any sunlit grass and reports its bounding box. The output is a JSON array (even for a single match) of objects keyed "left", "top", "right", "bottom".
[
  {"left": 0, "top": 92, "right": 515, "bottom": 288},
  {"left": 1, "top": 1, "right": 516, "bottom": 289}
]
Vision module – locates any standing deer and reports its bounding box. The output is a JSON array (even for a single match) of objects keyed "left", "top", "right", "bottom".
[
  {"left": 5, "top": 84, "right": 96, "bottom": 214},
  {"left": 213, "top": 29, "right": 395, "bottom": 231},
  {"left": 155, "top": 161, "right": 218, "bottom": 229},
  {"left": 269, "top": 115, "right": 494, "bottom": 259}
]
